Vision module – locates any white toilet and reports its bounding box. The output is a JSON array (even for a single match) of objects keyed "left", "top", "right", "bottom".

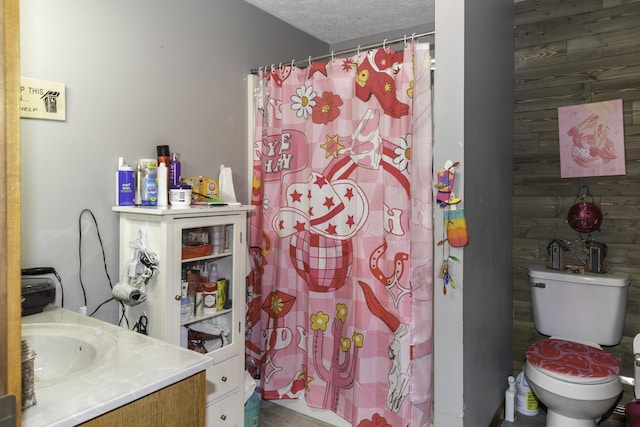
[{"left": 524, "top": 264, "right": 630, "bottom": 427}]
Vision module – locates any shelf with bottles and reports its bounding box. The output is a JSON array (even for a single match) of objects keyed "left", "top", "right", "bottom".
[
  {"left": 180, "top": 263, "right": 233, "bottom": 314},
  {"left": 180, "top": 273, "right": 233, "bottom": 325},
  {"left": 179, "top": 251, "right": 235, "bottom": 353},
  {"left": 181, "top": 225, "right": 233, "bottom": 261},
  {"left": 180, "top": 279, "right": 234, "bottom": 353}
]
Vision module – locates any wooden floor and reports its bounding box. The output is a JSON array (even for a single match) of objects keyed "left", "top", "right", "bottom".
[{"left": 259, "top": 399, "right": 335, "bottom": 427}]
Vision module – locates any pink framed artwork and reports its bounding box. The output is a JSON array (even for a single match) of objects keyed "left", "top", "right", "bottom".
[{"left": 557, "top": 99, "right": 626, "bottom": 178}]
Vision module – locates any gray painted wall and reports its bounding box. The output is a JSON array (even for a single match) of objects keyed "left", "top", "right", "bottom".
[
  {"left": 434, "top": 0, "right": 514, "bottom": 425},
  {"left": 462, "top": 0, "right": 514, "bottom": 424},
  {"left": 20, "top": 0, "right": 326, "bottom": 323}
]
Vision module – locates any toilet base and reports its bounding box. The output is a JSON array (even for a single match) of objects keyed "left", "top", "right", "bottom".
[{"left": 546, "top": 410, "right": 597, "bottom": 427}]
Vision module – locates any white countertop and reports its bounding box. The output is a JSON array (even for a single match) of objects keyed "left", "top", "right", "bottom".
[{"left": 21, "top": 306, "right": 213, "bottom": 427}]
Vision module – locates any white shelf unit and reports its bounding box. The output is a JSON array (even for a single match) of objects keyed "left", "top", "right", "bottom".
[{"left": 113, "top": 205, "right": 253, "bottom": 427}]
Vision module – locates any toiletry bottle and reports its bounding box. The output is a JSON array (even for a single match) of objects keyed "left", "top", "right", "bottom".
[
  {"left": 156, "top": 145, "right": 171, "bottom": 171},
  {"left": 223, "top": 279, "right": 231, "bottom": 309},
  {"left": 134, "top": 164, "right": 143, "bottom": 206},
  {"left": 194, "top": 281, "right": 204, "bottom": 317},
  {"left": 217, "top": 278, "right": 226, "bottom": 311},
  {"left": 181, "top": 280, "right": 189, "bottom": 298},
  {"left": 117, "top": 157, "right": 135, "bottom": 206},
  {"left": 181, "top": 297, "right": 192, "bottom": 321},
  {"left": 157, "top": 162, "right": 168, "bottom": 208},
  {"left": 208, "top": 263, "right": 218, "bottom": 283},
  {"left": 515, "top": 370, "right": 539, "bottom": 416},
  {"left": 157, "top": 145, "right": 171, "bottom": 196},
  {"left": 505, "top": 375, "right": 516, "bottom": 422},
  {"left": 186, "top": 270, "right": 199, "bottom": 306},
  {"left": 139, "top": 159, "right": 158, "bottom": 206},
  {"left": 170, "top": 152, "right": 181, "bottom": 188},
  {"left": 203, "top": 282, "right": 218, "bottom": 315}
]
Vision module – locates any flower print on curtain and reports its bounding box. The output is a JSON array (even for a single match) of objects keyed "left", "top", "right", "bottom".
[{"left": 247, "top": 42, "right": 434, "bottom": 427}]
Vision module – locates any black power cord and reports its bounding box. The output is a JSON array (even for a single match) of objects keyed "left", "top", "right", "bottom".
[
  {"left": 133, "top": 315, "right": 148, "bottom": 335},
  {"left": 78, "top": 208, "right": 127, "bottom": 326}
]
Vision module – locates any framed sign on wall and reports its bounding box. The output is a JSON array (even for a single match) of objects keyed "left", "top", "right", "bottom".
[
  {"left": 20, "top": 76, "right": 66, "bottom": 121},
  {"left": 557, "top": 99, "right": 625, "bottom": 178}
]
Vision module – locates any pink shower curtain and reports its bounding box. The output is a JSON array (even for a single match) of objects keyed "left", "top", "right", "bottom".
[{"left": 247, "top": 42, "right": 433, "bottom": 427}]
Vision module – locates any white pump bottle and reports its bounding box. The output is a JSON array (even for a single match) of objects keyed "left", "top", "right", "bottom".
[{"left": 505, "top": 375, "right": 516, "bottom": 422}]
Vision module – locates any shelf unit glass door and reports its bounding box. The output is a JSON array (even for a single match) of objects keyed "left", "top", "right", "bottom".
[{"left": 172, "top": 214, "right": 244, "bottom": 363}]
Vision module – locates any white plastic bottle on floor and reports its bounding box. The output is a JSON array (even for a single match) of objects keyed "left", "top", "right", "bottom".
[
  {"left": 505, "top": 375, "right": 516, "bottom": 422},
  {"left": 515, "top": 370, "right": 539, "bottom": 416}
]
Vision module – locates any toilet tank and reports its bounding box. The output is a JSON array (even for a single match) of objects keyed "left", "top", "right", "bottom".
[{"left": 528, "top": 264, "right": 630, "bottom": 346}]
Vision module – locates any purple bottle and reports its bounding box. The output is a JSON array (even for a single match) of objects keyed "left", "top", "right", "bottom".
[{"left": 170, "top": 152, "right": 181, "bottom": 187}]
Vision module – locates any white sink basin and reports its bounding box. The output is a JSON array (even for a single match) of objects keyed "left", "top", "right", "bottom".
[{"left": 22, "top": 323, "right": 117, "bottom": 386}]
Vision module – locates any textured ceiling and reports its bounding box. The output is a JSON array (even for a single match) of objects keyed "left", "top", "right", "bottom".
[{"left": 243, "top": 0, "right": 435, "bottom": 44}]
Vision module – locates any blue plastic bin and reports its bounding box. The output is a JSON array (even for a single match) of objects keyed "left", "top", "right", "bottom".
[{"left": 244, "top": 390, "right": 260, "bottom": 427}]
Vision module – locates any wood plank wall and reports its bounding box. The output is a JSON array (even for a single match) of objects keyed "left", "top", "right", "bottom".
[{"left": 513, "top": 0, "right": 640, "bottom": 403}]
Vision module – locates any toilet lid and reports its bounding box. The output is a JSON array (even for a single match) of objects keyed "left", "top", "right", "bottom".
[{"left": 526, "top": 338, "right": 620, "bottom": 378}]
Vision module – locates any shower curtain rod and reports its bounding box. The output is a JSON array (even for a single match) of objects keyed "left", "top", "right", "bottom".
[{"left": 250, "top": 30, "right": 435, "bottom": 74}]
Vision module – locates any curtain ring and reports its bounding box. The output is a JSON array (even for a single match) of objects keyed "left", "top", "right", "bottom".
[
  {"left": 412, "top": 33, "right": 416, "bottom": 43},
  {"left": 308, "top": 56, "right": 312, "bottom": 67},
  {"left": 383, "top": 39, "right": 388, "bottom": 50},
  {"left": 270, "top": 64, "right": 275, "bottom": 73},
  {"left": 291, "top": 59, "right": 295, "bottom": 69},
  {"left": 278, "top": 62, "right": 282, "bottom": 71},
  {"left": 331, "top": 51, "right": 335, "bottom": 63},
  {"left": 404, "top": 34, "right": 407, "bottom": 48},
  {"left": 357, "top": 45, "right": 361, "bottom": 56}
]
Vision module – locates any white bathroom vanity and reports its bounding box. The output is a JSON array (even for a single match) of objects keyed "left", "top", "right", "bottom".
[{"left": 21, "top": 306, "right": 212, "bottom": 427}]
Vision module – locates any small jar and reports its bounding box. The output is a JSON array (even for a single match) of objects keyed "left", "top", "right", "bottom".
[
  {"left": 202, "top": 282, "right": 218, "bottom": 315},
  {"left": 170, "top": 185, "right": 192, "bottom": 207}
]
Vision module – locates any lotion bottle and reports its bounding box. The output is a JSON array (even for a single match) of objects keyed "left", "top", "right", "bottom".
[
  {"left": 157, "top": 162, "right": 168, "bottom": 207},
  {"left": 505, "top": 375, "right": 516, "bottom": 422}
]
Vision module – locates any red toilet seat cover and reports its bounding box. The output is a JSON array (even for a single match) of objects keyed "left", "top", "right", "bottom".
[{"left": 526, "top": 338, "right": 620, "bottom": 378}]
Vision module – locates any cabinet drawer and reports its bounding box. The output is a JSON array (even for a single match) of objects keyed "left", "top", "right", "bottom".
[
  {"left": 205, "top": 355, "right": 241, "bottom": 402},
  {"left": 205, "top": 391, "right": 242, "bottom": 427}
]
